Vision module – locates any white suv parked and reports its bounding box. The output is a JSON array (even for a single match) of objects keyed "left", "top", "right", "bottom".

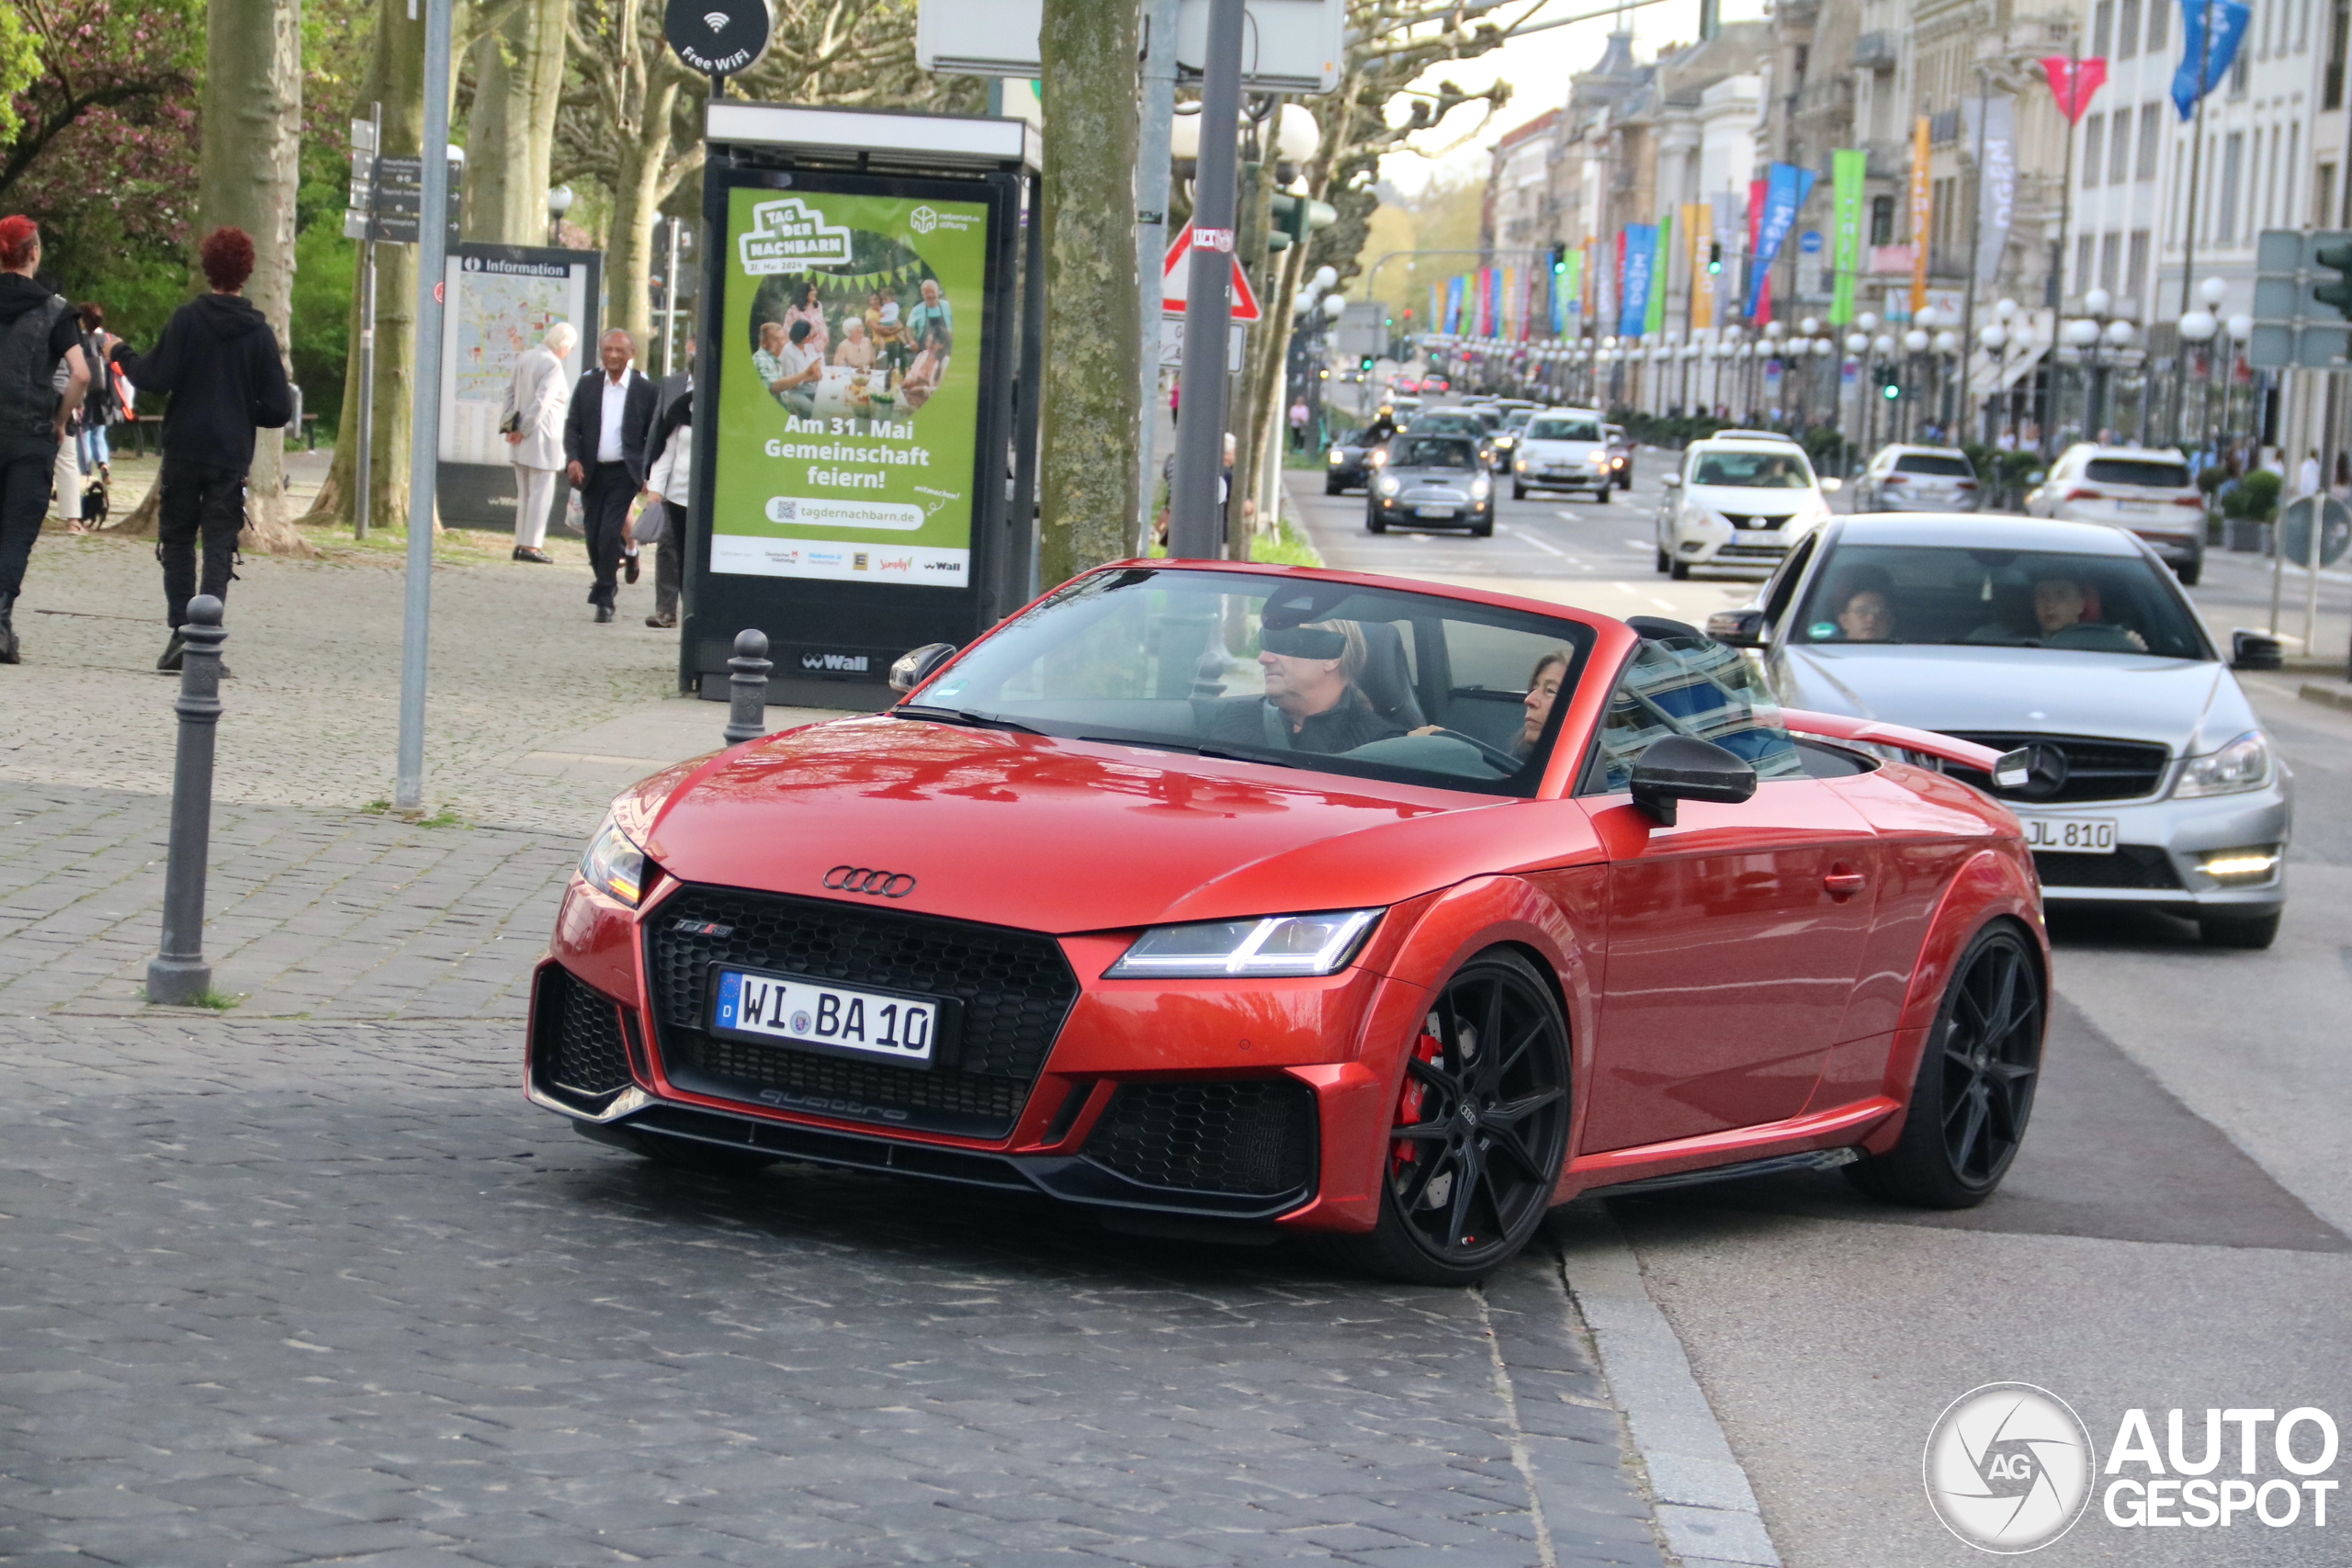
[
  {"left": 1654, "top": 435, "right": 1838, "bottom": 579},
  {"left": 2024, "top": 444, "right": 2206, "bottom": 584}
]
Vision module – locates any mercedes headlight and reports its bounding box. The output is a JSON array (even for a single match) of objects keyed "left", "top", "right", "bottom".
[
  {"left": 1375, "top": 475, "right": 1400, "bottom": 496},
  {"left": 1104, "top": 909, "right": 1382, "bottom": 978},
  {"left": 2174, "top": 731, "right": 2274, "bottom": 798},
  {"left": 580, "top": 816, "right": 649, "bottom": 906}
]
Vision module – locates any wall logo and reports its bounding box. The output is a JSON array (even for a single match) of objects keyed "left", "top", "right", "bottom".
[
  {"left": 1925, "top": 1383, "right": 2096, "bottom": 1552},
  {"left": 740, "top": 197, "right": 853, "bottom": 273}
]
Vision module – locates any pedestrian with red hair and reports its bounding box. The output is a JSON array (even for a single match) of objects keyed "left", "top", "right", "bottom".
[
  {"left": 0, "top": 214, "right": 94, "bottom": 663},
  {"left": 110, "top": 225, "right": 294, "bottom": 671}
]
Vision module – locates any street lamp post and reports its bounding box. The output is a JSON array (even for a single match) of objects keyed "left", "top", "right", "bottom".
[{"left": 547, "top": 184, "right": 573, "bottom": 248}]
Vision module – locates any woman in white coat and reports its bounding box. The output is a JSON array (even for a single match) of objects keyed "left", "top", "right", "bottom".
[{"left": 501, "top": 321, "right": 576, "bottom": 562}]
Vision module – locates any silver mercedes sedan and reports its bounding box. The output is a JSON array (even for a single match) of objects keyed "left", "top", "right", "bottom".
[{"left": 1706, "top": 513, "right": 2290, "bottom": 948}]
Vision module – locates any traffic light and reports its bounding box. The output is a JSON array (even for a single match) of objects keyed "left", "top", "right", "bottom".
[
  {"left": 1360, "top": 354, "right": 1374, "bottom": 372},
  {"left": 2317, "top": 243, "right": 2352, "bottom": 319},
  {"left": 1880, "top": 367, "right": 1902, "bottom": 401},
  {"left": 1707, "top": 243, "right": 1724, "bottom": 276},
  {"left": 1550, "top": 243, "right": 1567, "bottom": 276}
]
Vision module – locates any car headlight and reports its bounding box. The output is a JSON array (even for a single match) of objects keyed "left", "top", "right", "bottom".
[
  {"left": 1328, "top": 447, "right": 1345, "bottom": 464},
  {"left": 1104, "top": 909, "right": 1382, "bottom": 978},
  {"left": 1470, "top": 475, "right": 1492, "bottom": 499},
  {"left": 2174, "top": 731, "right": 2274, "bottom": 798},
  {"left": 1589, "top": 452, "right": 1611, "bottom": 468},
  {"left": 1515, "top": 457, "right": 1529, "bottom": 472},
  {"left": 1375, "top": 475, "right": 1400, "bottom": 495},
  {"left": 580, "top": 816, "right": 650, "bottom": 905}
]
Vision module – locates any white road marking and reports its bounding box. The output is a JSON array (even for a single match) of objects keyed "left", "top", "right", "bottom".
[
  {"left": 1502, "top": 525, "right": 1567, "bottom": 558},
  {"left": 1648, "top": 597, "right": 1679, "bottom": 611}
]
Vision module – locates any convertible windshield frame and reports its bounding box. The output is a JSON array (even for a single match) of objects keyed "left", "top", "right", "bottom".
[
  {"left": 1790, "top": 543, "right": 2215, "bottom": 660},
  {"left": 907, "top": 567, "right": 1601, "bottom": 799}
]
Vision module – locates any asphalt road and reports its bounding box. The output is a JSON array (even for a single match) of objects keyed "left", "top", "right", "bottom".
[{"left": 1292, "top": 441, "right": 2352, "bottom": 1568}]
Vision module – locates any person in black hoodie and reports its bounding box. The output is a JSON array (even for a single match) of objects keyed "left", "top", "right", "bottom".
[
  {"left": 0, "top": 215, "right": 93, "bottom": 665},
  {"left": 113, "top": 226, "right": 295, "bottom": 671}
]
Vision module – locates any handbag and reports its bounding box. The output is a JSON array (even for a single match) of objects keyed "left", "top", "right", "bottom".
[
  {"left": 498, "top": 410, "right": 522, "bottom": 435},
  {"left": 629, "top": 497, "right": 666, "bottom": 545}
]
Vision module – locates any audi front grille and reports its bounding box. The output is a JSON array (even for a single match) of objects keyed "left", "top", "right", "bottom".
[{"left": 643, "top": 885, "right": 1080, "bottom": 1140}]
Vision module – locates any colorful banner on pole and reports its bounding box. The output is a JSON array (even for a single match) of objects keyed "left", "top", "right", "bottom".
[
  {"left": 1744, "top": 163, "right": 1816, "bottom": 319},
  {"left": 1444, "top": 275, "right": 1464, "bottom": 334},
  {"left": 2173, "top": 0, "right": 2251, "bottom": 119},
  {"left": 2041, "top": 56, "right": 2109, "bottom": 123},
  {"left": 1962, "top": 96, "right": 2018, "bottom": 293},
  {"left": 1909, "top": 116, "right": 1933, "bottom": 316},
  {"left": 1563, "top": 247, "right": 1585, "bottom": 333},
  {"left": 1618, "top": 225, "right": 1656, "bottom": 338},
  {"left": 1684, "top": 204, "right": 1714, "bottom": 330},
  {"left": 1645, "top": 215, "right": 1671, "bottom": 337},
  {"left": 1829, "top": 149, "right": 1866, "bottom": 325},
  {"left": 1744, "top": 178, "right": 1768, "bottom": 321}
]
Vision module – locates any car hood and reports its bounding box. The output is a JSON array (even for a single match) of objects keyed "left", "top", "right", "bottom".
[
  {"left": 1770, "top": 643, "right": 2254, "bottom": 752},
  {"left": 640, "top": 716, "right": 1577, "bottom": 934},
  {"left": 1519, "top": 440, "right": 1604, "bottom": 458}
]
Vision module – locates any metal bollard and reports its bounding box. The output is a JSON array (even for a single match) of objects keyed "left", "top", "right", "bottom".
[
  {"left": 147, "top": 595, "right": 227, "bottom": 1006},
  {"left": 723, "top": 628, "right": 772, "bottom": 746}
]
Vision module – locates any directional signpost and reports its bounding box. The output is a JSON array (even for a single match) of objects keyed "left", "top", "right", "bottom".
[{"left": 2250, "top": 229, "right": 2352, "bottom": 368}]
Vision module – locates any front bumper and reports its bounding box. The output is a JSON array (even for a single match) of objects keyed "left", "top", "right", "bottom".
[
  {"left": 2018, "top": 784, "right": 2290, "bottom": 913},
  {"left": 527, "top": 881, "right": 1418, "bottom": 1232},
  {"left": 1671, "top": 513, "right": 1804, "bottom": 567}
]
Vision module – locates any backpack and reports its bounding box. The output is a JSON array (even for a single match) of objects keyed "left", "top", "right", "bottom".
[
  {"left": 0, "top": 293, "right": 70, "bottom": 437},
  {"left": 79, "top": 331, "right": 117, "bottom": 424}
]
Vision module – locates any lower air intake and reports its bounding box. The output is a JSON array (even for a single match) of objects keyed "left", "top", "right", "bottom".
[{"left": 1083, "top": 1079, "right": 1317, "bottom": 1199}]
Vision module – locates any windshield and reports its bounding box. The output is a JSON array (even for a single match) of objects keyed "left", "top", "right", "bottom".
[
  {"left": 1390, "top": 437, "right": 1478, "bottom": 468},
  {"left": 1894, "top": 454, "right": 1975, "bottom": 477},
  {"left": 1792, "top": 544, "right": 2211, "bottom": 657},
  {"left": 1501, "top": 411, "right": 1534, "bottom": 432},
  {"left": 910, "top": 569, "right": 1596, "bottom": 796},
  {"left": 2084, "top": 457, "right": 2192, "bottom": 489},
  {"left": 1412, "top": 413, "right": 1484, "bottom": 436},
  {"left": 1692, "top": 450, "right": 1813, "bottom": 489},
  {"left": 1527, "top": 418, "right": 1602, "bottom": 442}
]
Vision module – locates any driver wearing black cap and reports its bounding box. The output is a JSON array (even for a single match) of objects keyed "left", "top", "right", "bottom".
[{"left": 1197, "top": 618, "right": 1408, "bottom": 755}]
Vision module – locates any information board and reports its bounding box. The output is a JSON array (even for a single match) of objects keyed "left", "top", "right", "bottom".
[
  {"left": 709, "top": 186, "right": 989, "bottom": 588},
  {"left": 435, "top": 244, "right": 599, "bottom": 529}
]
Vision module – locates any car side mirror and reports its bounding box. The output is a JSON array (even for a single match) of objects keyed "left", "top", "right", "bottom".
[
  {"left": 888, "top": 641, "right": 958, "bottom": 693},
  {"left": 2027, "top": 469, "right": 2047, "bottom": 485},
  {"left": 1703, "top": 608, "right": 1770, "bottom": 648},
  {"left": 1819, "top": 476, "right": 1842, "bottom": 492},
  {"left": 1630, "top": 735, "right": 1758, "bottom": 828},
  {"left": 1662, "top": 474, "right": 1683, "bottom": 488},
  {"left": 2231, "top": 628, "right": 2285, "bottom": 671}
]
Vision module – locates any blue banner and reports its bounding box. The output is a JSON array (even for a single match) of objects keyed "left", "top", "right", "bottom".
[
  {"left": 1744, "top": 163, "right": 1818, "bottom": 318},
  {"left": 1618, "top": 224, "right": 1656, "bottom": 337},
  {"left": 1444, "top": 275, "right": 1464, "bottom": 334},
  {"left": 2174, "top": 0, "right": 2253, "bottom": 118}
]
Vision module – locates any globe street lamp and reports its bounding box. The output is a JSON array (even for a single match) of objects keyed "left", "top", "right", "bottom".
[{"left": 547, "top": 185, "right": 574, "bottom": 248}]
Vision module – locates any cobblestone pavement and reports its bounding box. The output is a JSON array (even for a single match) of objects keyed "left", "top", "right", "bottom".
[
  {"left": 0, "top": 780, "right": 574, "bottom": 1021},
  {"left": 1, "top": 524, "right": 684, "bottom": 836},
  {"left": 0, "top": 1016, "right": 1670, "bottom": 1568}
]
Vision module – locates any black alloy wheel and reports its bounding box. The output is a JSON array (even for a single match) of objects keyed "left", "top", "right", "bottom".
[
  {"left": 1848, "top": 922, "right": 2043, "bottom": 1208},
  {"left": 1323, "top": 950, "right": 1571, "bottom": 1284}
]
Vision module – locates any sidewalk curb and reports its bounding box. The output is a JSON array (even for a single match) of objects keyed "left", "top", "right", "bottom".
[{"left": 1559, "top": 1212, "right": 1782, "bottom": 1568}]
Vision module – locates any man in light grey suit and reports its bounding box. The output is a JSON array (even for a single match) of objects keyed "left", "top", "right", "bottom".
[{"left": 501, "top": 321, "right": 576, "bottom": 563}]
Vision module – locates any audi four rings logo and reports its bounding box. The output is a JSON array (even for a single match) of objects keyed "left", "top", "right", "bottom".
[{"left": 824, "top": 865, "right": 916, "bottom": 897}]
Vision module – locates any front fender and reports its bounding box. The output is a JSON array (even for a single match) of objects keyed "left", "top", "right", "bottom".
[{"left": 1280, "top": 869, "right": 1604, "bottom": 1234}]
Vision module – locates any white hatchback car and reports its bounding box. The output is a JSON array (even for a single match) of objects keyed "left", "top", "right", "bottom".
[
  {"left": 1655, "top": 435, "right": 1838, "bottom": 578},
  {"left": 2024, "top": 444, "right": 2206, "bottom": 583},
  {"left": 1854, "top": 444, "right": 1982, "bottom": 512},
  {"left": 1510, "top": 408, "right": 1613, "bottom": 501}
]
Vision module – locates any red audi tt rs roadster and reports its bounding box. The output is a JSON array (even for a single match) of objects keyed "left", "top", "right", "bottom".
[{"left": 528, "top": 562, "right": 2046, "bottom": 1283}]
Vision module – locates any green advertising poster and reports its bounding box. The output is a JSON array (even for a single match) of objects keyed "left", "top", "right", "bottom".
[
  {"left": 1644, "top": 213, "right": 1671, "bottom": 337},
  {"left": 710, "top": 186, "right": 990, "bottom": 587},
  {"left": 1830, "top": 149, "right": 1866, "bottom": 326}
]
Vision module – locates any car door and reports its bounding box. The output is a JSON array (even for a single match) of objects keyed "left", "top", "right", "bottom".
[{"left": 1576, "top": 637, "right": 1880, "bottom": 1153}]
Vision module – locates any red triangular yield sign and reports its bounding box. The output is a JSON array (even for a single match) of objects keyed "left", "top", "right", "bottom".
[{"left": 1160, "top": 228, "right": 1262, "bottom": 323}]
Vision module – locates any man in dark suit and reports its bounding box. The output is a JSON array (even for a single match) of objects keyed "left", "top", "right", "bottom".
[{"left": 563, "top": 327, "right": 659, "bottom": 622}]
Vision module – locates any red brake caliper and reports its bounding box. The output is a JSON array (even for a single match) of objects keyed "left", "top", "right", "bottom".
[{"left": 1390, "top": 1021, "right": 1444, "bottom": 1178}]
